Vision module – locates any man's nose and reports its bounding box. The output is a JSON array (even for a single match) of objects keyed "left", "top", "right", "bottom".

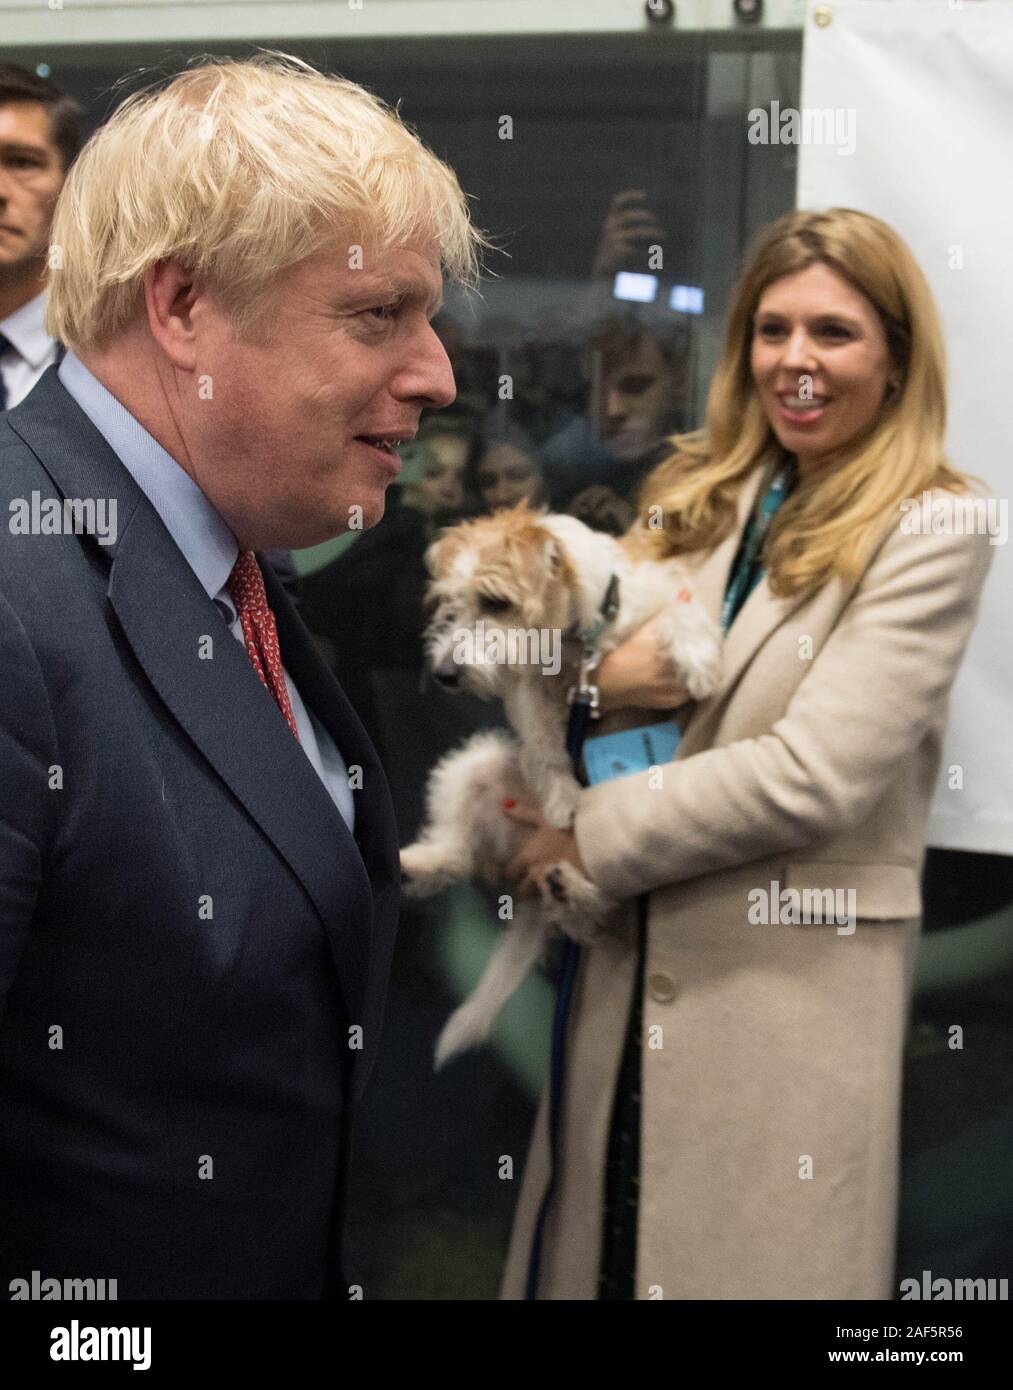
[{"left": 397, "top": 323, "right": 456, "bottom": 409}]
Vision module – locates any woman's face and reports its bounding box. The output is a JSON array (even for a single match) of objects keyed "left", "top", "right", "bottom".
[
  {"left": 477, "top": 444, "right": 543, "bottom": 511},
  {"left": 414, "top": 435, "right": 470, "bottom": 515},
  {"left": 750, "top": 261, "right": 895, "bottom": 475}
]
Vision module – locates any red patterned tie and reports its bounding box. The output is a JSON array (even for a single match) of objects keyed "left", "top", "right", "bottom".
[{"left": 226, "top": 551, "right": 300, "bottom": 741}]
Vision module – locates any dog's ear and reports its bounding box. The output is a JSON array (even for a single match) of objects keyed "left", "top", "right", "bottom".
[
  {"left": 423, "top": 532, "right": 451, "bottom": 578},
  {"left": 543, "top": 534, "right": 566, "bottom": 579}
]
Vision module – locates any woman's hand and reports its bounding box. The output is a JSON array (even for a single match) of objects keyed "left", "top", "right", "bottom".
[
  {"left": 596, "top": 612, "right": 693, "bottom": 713},
  {"left": 502, "top": 801, "right": 587, "bottom": 898}
]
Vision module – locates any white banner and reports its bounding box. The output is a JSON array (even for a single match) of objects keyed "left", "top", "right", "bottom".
[{"left": 797, "top": 0, "right": 1013, "bottom": 854}]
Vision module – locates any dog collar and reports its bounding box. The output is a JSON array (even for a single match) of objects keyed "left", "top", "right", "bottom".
[
  {"left": 567, "top": 571, "right": 621, "bottom": 717},
  {"left": 578, "top": 571, "right": 621, "bottom": 649}
]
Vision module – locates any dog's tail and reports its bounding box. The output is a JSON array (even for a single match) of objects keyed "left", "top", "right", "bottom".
[{"left": 434, "top": 911, "right": 548, "bottom": 1070}]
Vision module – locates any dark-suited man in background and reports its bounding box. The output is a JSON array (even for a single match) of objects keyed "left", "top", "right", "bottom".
[
  {"left": 0, "top": 65, "right": 82, "bottom": 403},
  {"left": 0, "top": 53, "right": 483, "bottom": 1299}
]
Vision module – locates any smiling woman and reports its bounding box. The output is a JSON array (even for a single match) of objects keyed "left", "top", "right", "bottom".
[
  {"left": 629, "top": 208, "right": 959, "bottom": 598},
  {"left": 500, "top": 207, "right": 994, "bottom": 1302}
]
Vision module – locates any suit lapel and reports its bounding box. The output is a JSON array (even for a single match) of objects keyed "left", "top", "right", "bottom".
[
  {"left": 262, "top": 558, "right": 401, "bottom": 912},
  {"left": 7, "top": 367, "right": 388, "bottom": 1035}
]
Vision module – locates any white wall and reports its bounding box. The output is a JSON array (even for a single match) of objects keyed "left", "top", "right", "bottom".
[{"left": 797, "top": 0, "right": 1013, "bottom": 854}]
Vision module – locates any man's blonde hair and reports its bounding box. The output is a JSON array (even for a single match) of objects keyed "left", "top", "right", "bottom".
[{"left": 47, "top": 52, "right": 490, "bottom": 349}]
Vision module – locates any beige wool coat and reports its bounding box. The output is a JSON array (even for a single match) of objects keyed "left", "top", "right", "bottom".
[{"left": 500, "top": 461, "right": 993, "bottom": 1300}]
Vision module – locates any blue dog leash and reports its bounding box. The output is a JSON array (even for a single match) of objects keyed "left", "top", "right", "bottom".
[{"left": 524, "top": 575, "right": 619, "bottom": 1300}]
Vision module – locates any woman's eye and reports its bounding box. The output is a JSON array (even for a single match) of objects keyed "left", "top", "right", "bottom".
[{"left": 756, "top": 322, "right": 851, "bottom": 340}]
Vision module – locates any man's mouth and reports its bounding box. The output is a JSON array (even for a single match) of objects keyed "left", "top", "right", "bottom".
[{"left": 355, "top": 433, "right": 413, "bottom": 454}]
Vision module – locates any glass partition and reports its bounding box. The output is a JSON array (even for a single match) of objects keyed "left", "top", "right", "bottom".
[{"left": 9, "top": 20, "right": 1009, "bottom": 1299}]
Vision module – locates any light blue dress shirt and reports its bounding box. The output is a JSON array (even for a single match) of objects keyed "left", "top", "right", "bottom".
[
  {"left": 0, "top": 290, "right": 60, "bottom": 408},
  {"left": 57, "top": 350, "right": 355, "bottom": 835}
]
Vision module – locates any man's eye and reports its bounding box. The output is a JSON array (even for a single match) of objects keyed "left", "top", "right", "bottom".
[{"left": 364, "top": 302, "right": 400, "bottom": 322}]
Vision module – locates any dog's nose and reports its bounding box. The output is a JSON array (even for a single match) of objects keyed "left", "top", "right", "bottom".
[{"left": 433, "top": 668, "right": 460, "bottom": 689}]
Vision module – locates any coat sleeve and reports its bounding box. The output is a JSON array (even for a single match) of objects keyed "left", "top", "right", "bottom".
[
  {"left": 572, "top": 517, "right": 994, "bottom": 902},
  {"left": 0, "top": 589, "right": 60, "bottom": 1022}
]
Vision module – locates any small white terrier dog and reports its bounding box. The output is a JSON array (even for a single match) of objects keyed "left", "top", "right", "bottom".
[{"left": 400, "top": 502, "right": 723, "bottom": 1067}]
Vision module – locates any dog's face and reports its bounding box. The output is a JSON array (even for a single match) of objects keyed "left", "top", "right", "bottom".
[{"left": 423, "top": 502, "right": 578, "bottom": 694}]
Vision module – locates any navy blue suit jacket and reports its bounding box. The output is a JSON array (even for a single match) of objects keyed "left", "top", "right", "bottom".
[{"left": 0, "top": 369, "right": 401, "bottom": 1299}]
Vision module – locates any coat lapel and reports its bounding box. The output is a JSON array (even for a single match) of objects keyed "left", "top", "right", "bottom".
[
  {"left": 678, "top": 461, "right": 809, "bottom": 753},
  {"left": 681, "top": 460, "right": 765, "bottom": 631},
  {"left": 7, "top": 368, "right": 389, "bottom": 1036}
]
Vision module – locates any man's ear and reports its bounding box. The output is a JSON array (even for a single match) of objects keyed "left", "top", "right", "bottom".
[{"left": 142, "top": 257, "right": 206, "bottom": 372}]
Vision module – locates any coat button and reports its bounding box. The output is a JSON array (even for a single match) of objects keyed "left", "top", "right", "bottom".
[{"left": 647, "top": 972, "right": 677, "bottom": 1003}]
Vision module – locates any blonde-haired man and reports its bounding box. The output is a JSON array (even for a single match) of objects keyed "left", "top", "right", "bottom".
[{"left": 0, "top": 54, "right": 482, "bottom": 1299}]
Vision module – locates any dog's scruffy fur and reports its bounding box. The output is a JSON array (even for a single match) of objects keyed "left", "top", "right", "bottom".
[{"left": 400, "top": 502, "right": 723, "bottom": 1067}]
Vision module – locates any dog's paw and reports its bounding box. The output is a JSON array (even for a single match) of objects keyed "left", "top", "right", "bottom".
[
  {"left": 540, "top": 779, "right": 580, "bottom": 830},
  {"left": 542, "top": 863, "right": 612, "bottom": 944},
  {"left": 681, "top": 646, "right": 723, "bottom": 701},
  {"left": 399, "top": 842, "right": 459, "bottom": 897},
  {"left": 654, "top": 604, "right": 724, "bottom": 702}
]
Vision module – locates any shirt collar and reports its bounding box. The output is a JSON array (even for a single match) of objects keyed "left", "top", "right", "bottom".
[
  {"left": 1, "top": 289, "right": 54, "bottom": 368},
  {"left": 57, "top": 350, "right": 238, "bottom": 600}
]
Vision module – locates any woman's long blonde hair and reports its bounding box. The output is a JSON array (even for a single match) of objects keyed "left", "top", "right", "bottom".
[{"left": 634, "top": 208, "right": 982, "bottom": 597}]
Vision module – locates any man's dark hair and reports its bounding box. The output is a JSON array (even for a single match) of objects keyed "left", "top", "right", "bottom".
[{"left": 0, "top": 64, "right": 84, "bottom": 172}]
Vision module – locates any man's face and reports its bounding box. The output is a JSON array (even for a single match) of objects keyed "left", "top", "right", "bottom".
[
  {"left": 598, "top": 334, "right": 680, "bottom": 465},
  {"left": 183, "top": 240, "right": 456, "bottom": 549},
  {"left": 0, "top": 101, "right": 65, "bottom": 280}
]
